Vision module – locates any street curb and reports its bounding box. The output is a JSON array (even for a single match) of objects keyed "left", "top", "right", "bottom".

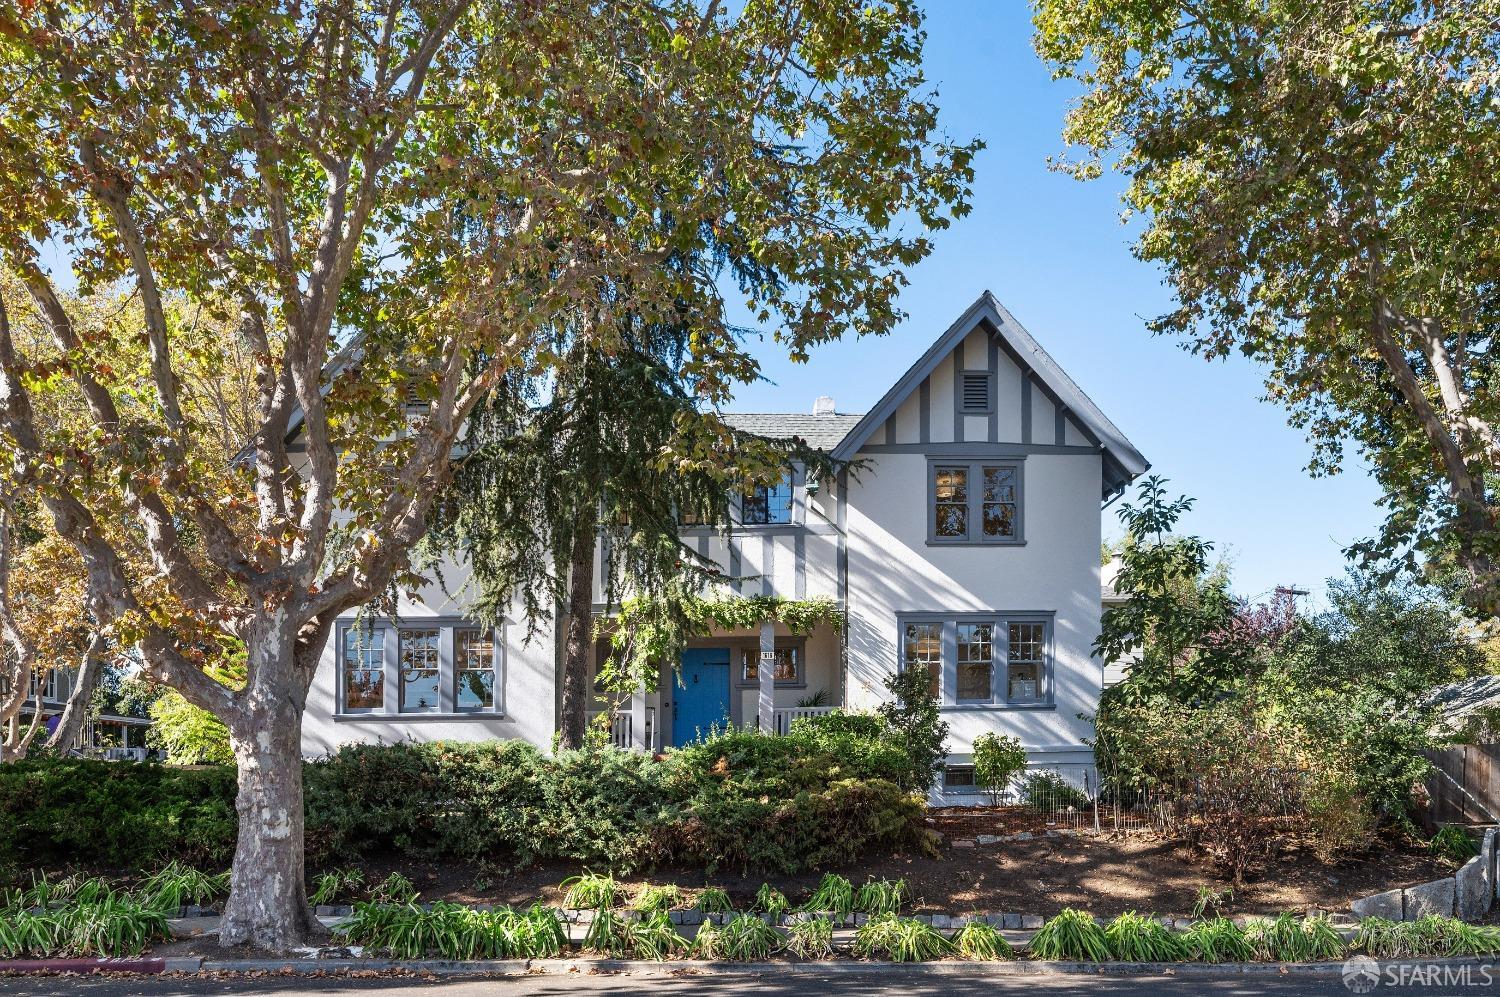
[{"left": 6, "top": 954, "right": 1499, "bottom": 979}]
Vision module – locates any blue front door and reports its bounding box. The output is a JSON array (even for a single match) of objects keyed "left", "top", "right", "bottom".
[{"left": 673, "top": 648, "right": 731, "bottom": 745}]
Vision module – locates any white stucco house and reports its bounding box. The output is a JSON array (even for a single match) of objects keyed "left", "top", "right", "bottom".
[{"left": 301, "top": 291, "right": 1149, "bottom": 801}]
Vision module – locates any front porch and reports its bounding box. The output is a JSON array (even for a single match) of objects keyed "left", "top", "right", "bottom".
[{"left": 585, "top": 618, "right": 843, "bottom": 752}]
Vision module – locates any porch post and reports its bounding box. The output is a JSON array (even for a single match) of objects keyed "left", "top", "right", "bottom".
[
  {"left": 758, "top": 620, "right": 776, "bottom": 733},
  {"left": 629, "top": 683, "right": 648, "bottom": 752}
]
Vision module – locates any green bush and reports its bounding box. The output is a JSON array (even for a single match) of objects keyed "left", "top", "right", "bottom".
[
  {"left": 7, "top": 732, "right": 923, "bottom": 877},
  {"left": 972, "top": 733, "right": 1027, "bottom": 805},
  {"left": 0, "top": 758, "right": 236, "bottom": 870}
]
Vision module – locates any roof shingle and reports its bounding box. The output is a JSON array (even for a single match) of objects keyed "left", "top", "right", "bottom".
[{"left": 720, "top": 412, "right": 864, "bottom": 452}]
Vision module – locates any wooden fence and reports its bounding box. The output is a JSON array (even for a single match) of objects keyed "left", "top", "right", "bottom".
[{"left": 1425, "top": 743, "right": 1500, "bottom": 827}]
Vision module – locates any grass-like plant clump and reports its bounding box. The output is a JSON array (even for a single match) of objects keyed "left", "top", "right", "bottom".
[
  {"left": 626, "top": 911, "right": 689, "bottom": 960},
  {"left": 853, "top": 878, "right": 907, "bottom": 916},
  {"left": 310, "top": 868, "right": 366, "bottom": 907},
  {"left": 1358, "top": 915, "right": 1500, "bottom": 958},
  {"left": 691, "top": 913, "right": 784, "bottom": 960},
  {"left": 0, "top": 876, "right": 171, "bottom": 958},
  {"left": 1181, "top": 917, "right": 1253, "bottom": 963},
  {"left": 1429, "top": 825, "right": 1480, "bottom": 865},
  {"left": 134, "top": 861, "right": 230, "bottom": 913},
  {"left": 1243, "top": 914, "right": 1347, "bottom": 963},
  {"left": 800, "top": 873, "right": 855, "bottom": 917},
  {"left": 695, "top": 886, "right": 734, "bottom": 915},
  {"left": 1027, "top": 908, "right": 1109, "bottom": 961},
  {"left": 337, "top": 901, "right": 565, "bottom": 959},
  {"left": 562, "top": 873, "right": 617, "bottom": 910},
  {"left": 632, "top": 884, "right": 686, "bottom": 914},
  {"left": 785, "top": 917, "right": 834, "bottom": 960},
  {"left": 1104, "top": 911, "right": 1189, "bottom": 962},
  {"left": 951, "top": 919, "right": 1014, "bottom": 960},
  {"left": 371, "top": 871, "right": 419, "bottom": 905},
  {"left": 754, "top": 883, "right": 788, "bottom": 919},
  {"left": 852, "top": 913, "right": 954, "bottom": 962}
]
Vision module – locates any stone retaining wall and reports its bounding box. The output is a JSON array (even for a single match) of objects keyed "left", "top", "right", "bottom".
[{"left": 1350, "top": 828, "right": 1496, "bottom": 922}]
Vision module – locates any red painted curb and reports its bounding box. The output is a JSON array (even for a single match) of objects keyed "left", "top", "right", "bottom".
[{"left": 0, "top": 958, "right": 166, "bottom": 975}]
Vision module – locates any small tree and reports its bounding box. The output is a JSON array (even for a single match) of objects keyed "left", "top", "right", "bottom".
[
  {"left": 972, "top": 732, "right": 1027, "bottom": 807},
  {"left": 878, "top": 665, "right": 949, "bottom": 794}
]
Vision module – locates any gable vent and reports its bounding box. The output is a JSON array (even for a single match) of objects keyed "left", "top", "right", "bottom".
[{"left": 960, "top": 371, "right": 991, "bottom": 413}]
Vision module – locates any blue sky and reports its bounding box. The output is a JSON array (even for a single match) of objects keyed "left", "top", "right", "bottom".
[{"left": 726, "top": 3, "right": 1385, "bottom": 606}]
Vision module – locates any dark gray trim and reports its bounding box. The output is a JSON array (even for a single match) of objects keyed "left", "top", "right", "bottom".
[
  {"left": 728, "top": 541, "right": 742, "bottom": 595},
  {"left": 695, "top": 534, "right": 709, "bottom": 558},
  {"left": 987, "top": 334, "right": 1000, "bottom": 443},
  {"left": 953, "top": 339, "right": 965, "bottom": 442},
  {"left": 1054, "top": 405, "right": 1066, "bottom": 447},
  {"left": 1021, "top": 373, "right": 1033, "bottom": 445},
  {"left": 761, "top": 534, "right": 774, "bottom": 597},
  {"left": 679, "top": 523, "right": 840, "bottom": 538},
  {"left": 856, "top": 442, "right": 1099, "bottom": 456},
  {"left": 794, "top": 532, "right": 807, "bottom": 599},
  {"left": 830, "top": 292, "right": 1149, "bottom": 498},
  {"left": 884, "top": 415, "right": 895, "bottom": 445},
  {"left": 919, "top": 378, "right": 931, "bottom": 443},
  {"left": 925, "top": 456, "right": 1026, "bottom": 546}
]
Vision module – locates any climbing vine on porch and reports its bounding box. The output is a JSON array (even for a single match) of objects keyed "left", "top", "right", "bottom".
[{"left": 595, "top": 590, "right": 845, "bottom": 693}]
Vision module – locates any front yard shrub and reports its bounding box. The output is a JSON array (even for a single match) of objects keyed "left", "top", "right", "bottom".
[
  {"left": 1027, "top": 908, "right": 1109, "bottom": 961},
  {"left": 1103, "top": 911, "right": 1189, "bottom": 962},
  {"left": 852, "top": 913, "right": 953, "bottom": 962},
  {"left": 0, "top": 758, "right": 236, "bottom": 870},
  {"left": 785, "top": 917, "right": 834, "bottom": 959},
  {"left": 1429, "top": 825, "right": 1479, "bottom": 865},
  {"left": 12, "top": 727, "right": 924, "bottom": 878},
  {"left": 877, "top": 666, "right": 949, "bottom": 793},
  {"left": 951, "top": 919, "right": 1014, "bottom": 960},
  {"left": 1019, "top": 770, "right": 1090, "bottom": 812},
  {"left": 972, "top": 733, "right": 1027, "bottom": 805}
]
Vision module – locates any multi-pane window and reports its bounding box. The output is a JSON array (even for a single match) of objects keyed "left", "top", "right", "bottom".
[
  {"left": 342, "top": 626, "right": 385, "bottom": 712},
  {"left": 955, "top": 623, "right": 994, "bottom": 702},
  {"left": 455, "top": 629, "right": 496, "bottom": 710},
  {"left": 929, "top": 460, "right": 1022, "bottom": 543},
  {"left": 741, "top": 646, "right": 799, "bottom": 684},
  {"left": 742, "top": 474, "right": 793, "bottom": 525},
  {"left": 1008, "top": 622, "right": 1046, "bottom": 702},
  {"left": 902, "top": 623, "right": 942, "bottom": 698},
  {"left": 399, "top": 628, "right": 441, "bottom": 713},
  {"left": 898, "top": 617, "right": 1051, "bottom": 705}
]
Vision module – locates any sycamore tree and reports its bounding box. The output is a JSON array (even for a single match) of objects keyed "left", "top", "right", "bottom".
[
  {"left": 1033, "top": 1, "right": 1500, "bottom": 609},
  {"left": 0, "top": 1, "right": 975, "bottom": 950}
]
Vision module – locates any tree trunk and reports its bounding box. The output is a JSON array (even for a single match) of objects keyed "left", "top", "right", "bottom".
[
  {"left": 557, "top": 502, "right": 598, "bottom": 751},
  {"left": 218, "top": 619, "right": 322, "bottom": 951},
  {"left": 44, "top": 633, "right": 105, "bottom": 754}
]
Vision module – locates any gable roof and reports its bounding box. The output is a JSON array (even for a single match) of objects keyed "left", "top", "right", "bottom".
[
  {"left": 721, "top": 412, "right": 865, "bottom": 451},
  {"left": 830, "top": 291, "right": 1149, "bottom": 498}
]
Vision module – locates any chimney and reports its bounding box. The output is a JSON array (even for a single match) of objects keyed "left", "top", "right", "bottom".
[{"left": 811, "top": 395, "right": 836, "bottom": 417}]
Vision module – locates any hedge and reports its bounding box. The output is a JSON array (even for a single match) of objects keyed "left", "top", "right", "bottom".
[{"left": 0, "top": 721, "right": 923, "bottom": 876}]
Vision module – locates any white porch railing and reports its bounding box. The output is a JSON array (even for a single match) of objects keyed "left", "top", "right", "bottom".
[
  {"left": 771, "top": 705, "right": 835, "bottom": 735},
  {"left": 586, "top": 710, "right": 633, "bottom": 750}
]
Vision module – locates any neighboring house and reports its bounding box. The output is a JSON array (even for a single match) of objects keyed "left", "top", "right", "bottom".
[
  {"left": 1100, "top": 556, "right": 1135, "bottom": 688},
  {"left": 301, "top": 291, "right": 1149, "bottom": 802},
  {"left": 3, "top": 668, "right": 154, "bottom": 758}
]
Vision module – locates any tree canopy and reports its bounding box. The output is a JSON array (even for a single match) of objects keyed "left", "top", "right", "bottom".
[{"left": 1034, "top": 0, "right": 1500, "bottom": 609}]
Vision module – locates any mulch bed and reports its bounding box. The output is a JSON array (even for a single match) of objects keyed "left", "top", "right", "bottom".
[{"left": 322, "top": 807, "right": 1454, "bottom": 920}]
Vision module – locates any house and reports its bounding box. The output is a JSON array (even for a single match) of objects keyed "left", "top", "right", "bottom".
[
  {"left": 301, "top": 291, "right": 1149, "bottom": 802},
  {"left": 3, "top": 668, "right": 154, "bottom": 759}
]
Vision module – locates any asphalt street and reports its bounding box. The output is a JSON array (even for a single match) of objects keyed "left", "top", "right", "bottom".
[{"left": 4, "top": 969, "right": 1498, "bottom": 997}]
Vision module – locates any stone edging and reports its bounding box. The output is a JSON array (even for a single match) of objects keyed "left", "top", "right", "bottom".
[{"left": 1351, "top": 827, "right": 1497, "bottom": 922}]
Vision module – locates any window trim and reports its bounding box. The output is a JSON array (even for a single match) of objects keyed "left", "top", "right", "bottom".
[
  {"left": 926, "top": 457, "right": 1025, "bottom": 546},
  {"left": 895, "top": 612, "right": 1055, "bottom": 708},
  {"left": 942, "top": 764, "right": 983, "bottom": 795},
  {"left": 338, "top": 622, "right": 387, "bottom": 716},
  {"left": 955, "top": 369, "right": 995, "bottom": 416},
  {"left": 454, "top": 626, "right": 502, "bottom": 713},
  {"left": 336, "top": 617, "right": 506, "bottom": 718}
]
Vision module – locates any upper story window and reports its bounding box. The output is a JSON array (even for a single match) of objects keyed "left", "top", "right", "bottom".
[
  {"left": 929, "top": 459, "right": 1022, "bottom": 545},
  {"left": 741, "top": 474, "right": 793, "bottom": 525},
  {"left": 338, "top": 619, "right": 503, "bottom": 716},
  {"left": 898, "top": 614, "right": 1052, "bottom": 707}
]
